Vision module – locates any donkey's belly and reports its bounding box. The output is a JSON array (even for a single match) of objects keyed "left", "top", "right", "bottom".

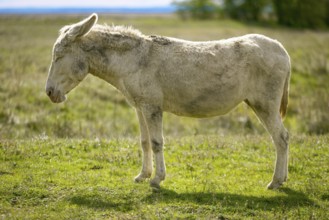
[
  {"left": 163, "top": 93, "right": 244, "bottom": 118},
  {"left": 161, "top": 71, "right": 246, "bottom": 118}
]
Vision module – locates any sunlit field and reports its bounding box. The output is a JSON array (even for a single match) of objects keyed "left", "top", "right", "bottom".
[{"left": 0, "top": 15, "right": 328, "bottom": 219}]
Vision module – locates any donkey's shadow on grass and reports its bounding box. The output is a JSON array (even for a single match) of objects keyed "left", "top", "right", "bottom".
[
  {"left": 145, "top": 187, "right": 316, "bottom": 209},
  {"left": 69, "top": 187, "right": 316, "bottom": 212}
]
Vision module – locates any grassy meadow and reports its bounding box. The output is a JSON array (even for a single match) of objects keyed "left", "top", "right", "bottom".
[{"left": 0, "top": 15, "right": 329, "bottom": 219}]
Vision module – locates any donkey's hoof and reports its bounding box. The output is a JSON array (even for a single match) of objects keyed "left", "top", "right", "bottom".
[
  {"left": 134, "top": 176, "right": 145, "bottom": 183},
  {"left": 267, "top": 180, "right": 283, "bottom": 190},
  {"left": 134, "top": 173, "right": 151, "bottom": 183},
  {"left": 150, "top": 180, "right": 161, "bottom": 190}
]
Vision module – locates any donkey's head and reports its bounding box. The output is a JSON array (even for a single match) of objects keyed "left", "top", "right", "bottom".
[{"left": 46, "top": 14, "right": 98, "bottom": 103}]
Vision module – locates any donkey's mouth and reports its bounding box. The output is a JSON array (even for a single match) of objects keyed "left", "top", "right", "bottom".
[{"left": 49, "top": 93, "right": 66, "bottom": 103}]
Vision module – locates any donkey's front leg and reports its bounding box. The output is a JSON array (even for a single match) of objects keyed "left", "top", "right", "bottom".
[
  {"left": 142, "top": 105, "right": 166, "bottom": 189},
  {"left": 134, "top": 110, "right": 153, "bottom": 182}
]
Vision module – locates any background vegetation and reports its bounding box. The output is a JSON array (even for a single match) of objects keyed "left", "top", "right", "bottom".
[
  {"left": 0, "top": 14, "right": 328, "bottom": 219},
  {"left": 0, "top": 15, "right": 328, "bottom": 139},
  {"left": 173, "top": 0, "right": 329, "bottom": 29}
]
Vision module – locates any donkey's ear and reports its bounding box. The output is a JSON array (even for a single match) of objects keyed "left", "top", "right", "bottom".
[{"left": 67, "top": 13, "right": 98, "bottom": 41}]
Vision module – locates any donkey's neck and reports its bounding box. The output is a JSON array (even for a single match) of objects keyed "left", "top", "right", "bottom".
[{"left": 80, "top": 25, "right": 148, "bottom": 88}]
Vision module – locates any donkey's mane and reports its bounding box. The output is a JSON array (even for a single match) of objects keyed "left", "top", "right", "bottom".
[
  {"left": 73, "top": 23, "right": 148, "bottom": 53},
  {"left": 92, "top": 24, "right": 144, "bottom": 39},
  {"left": 58, "top": 23, "right": 145, "bottom": 44}
]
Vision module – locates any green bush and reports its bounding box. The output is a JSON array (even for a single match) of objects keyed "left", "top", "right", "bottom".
[
  {"left": 273, "top": 0, "right": 327, "bottom": 28},
  {"left": 173, "top": 0, "right": 329, "bottom": 29}
]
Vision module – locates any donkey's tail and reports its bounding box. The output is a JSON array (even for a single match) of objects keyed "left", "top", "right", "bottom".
[{"left": 280, "top": 68, "right": 291, "bottom": 119}]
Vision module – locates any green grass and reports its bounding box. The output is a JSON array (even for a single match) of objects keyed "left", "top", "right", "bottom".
[
  {"left": 0, "top": 14, "right": 329, "bottom": 219},
  {"left": 1, "top": 135, "right": 328, "bottom": 219}
]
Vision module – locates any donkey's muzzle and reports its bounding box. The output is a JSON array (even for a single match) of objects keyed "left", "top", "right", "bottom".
[{"left": 46, "top": 86, "right": 66, "bottom": 103}]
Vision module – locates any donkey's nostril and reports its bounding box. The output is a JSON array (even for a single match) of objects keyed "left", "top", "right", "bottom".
[{"left": 46, "top": 87, "right": 54, "bottom": 97}]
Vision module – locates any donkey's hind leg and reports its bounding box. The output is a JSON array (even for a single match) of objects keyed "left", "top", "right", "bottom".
[
  {"left": 247, "top": 100, "right": 289, "bottom": 189},
  {"left": 266, "top": 118, "right": 289, "bottom": 189}
]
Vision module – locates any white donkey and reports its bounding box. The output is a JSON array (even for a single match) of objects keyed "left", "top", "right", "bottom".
[{"left": 46, "top": 14, "right": 291, "bottom": 190}]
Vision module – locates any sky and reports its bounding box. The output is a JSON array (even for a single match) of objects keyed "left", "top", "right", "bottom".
[{"left": 0, "top": 0, "right": 173, "bottom": 8}]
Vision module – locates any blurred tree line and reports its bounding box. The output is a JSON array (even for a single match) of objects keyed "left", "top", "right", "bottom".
[{"left": 172, "top": 0, "right": 329, "bottom": 29}]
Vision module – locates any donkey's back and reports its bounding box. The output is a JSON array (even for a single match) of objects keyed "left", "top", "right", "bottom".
[{"left": 145, "top": 34, "right": 290, "bottom": 118}]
